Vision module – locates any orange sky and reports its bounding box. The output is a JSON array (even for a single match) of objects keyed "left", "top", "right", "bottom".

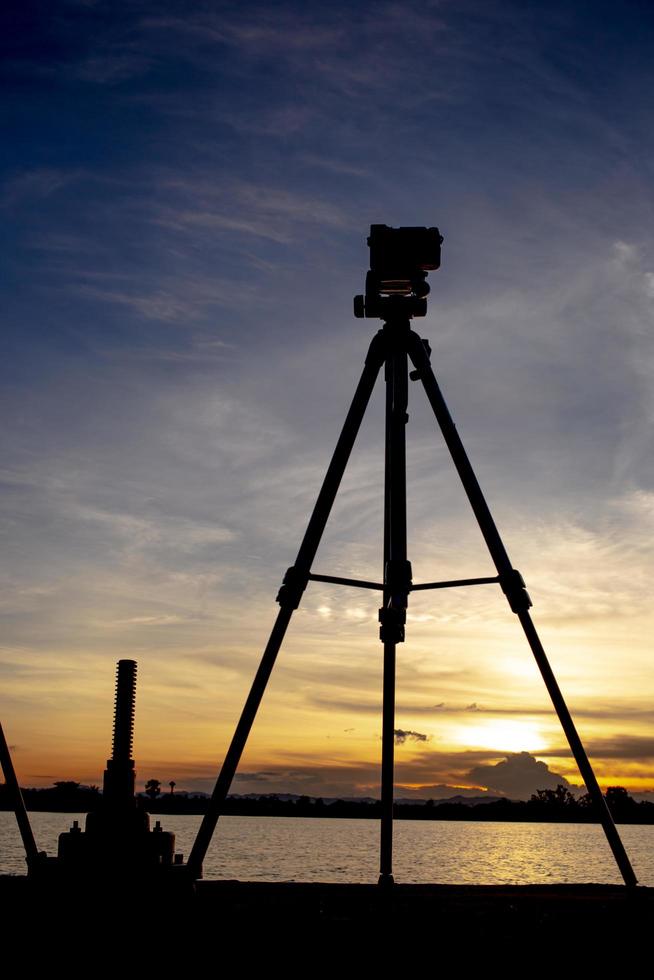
[{"left": 6, "top": 528, "right": 654, "bottom": 800}]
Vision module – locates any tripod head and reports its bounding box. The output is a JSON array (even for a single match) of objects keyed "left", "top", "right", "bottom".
[{"left": 354, "top": 224, "right": 443, "bottom": 320}]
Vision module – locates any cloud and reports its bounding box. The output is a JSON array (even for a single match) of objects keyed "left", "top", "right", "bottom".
[
  {"left": 394, "top": 729, "right": 430, "bottom": 745},
  {"left": 465, "top": 752, "right": 571, "bottom": 799},
  {"left": 105, "top": 614, "right": 192, "bottom": 627},
  {"left": 200, "top": 747, "right": 564, "bottom": 800},
  {"left": 152, "top": 178, "right": 352, "bottom": 246},
  {"left": 585, "top": 736, "right": 654, "bottom": 761},
  {"left": 233, "top": 771, "right": 280, "bottom": 783},
  {"left": 142, "top": 11, "right": 344, "bottom": 55},
  {"left": 1, "top": 168, "right": 82, "bottom": 206}
]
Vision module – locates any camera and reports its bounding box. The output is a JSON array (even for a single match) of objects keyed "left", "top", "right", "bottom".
[{"left": 354, "top": 224, "right": 443, "bottom": 319}]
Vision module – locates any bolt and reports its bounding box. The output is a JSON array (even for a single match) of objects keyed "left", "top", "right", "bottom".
[{"left": 111, "top": 659, "right": 137, "bottom": 762}]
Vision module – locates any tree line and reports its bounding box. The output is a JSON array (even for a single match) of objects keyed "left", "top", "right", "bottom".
[{"left": 2, "top": 779, "right": 654, "bottom": 823}]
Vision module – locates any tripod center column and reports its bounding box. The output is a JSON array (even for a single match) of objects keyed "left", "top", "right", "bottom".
[{"left": 378, "top": 319, "right": 413, "bottom": 886}]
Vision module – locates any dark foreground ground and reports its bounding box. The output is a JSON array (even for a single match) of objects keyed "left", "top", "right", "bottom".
[{"left": 2, "top": 875, "right": 652, "bottom": 967}]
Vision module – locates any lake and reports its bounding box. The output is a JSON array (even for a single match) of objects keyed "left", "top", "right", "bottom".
[{"left": 2, "top": 811, "right": 653, "bottom": 885}]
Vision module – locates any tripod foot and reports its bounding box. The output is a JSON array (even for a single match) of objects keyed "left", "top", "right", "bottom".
[{"left": 377, "top": 872, "right": 395, "bottom": 888}]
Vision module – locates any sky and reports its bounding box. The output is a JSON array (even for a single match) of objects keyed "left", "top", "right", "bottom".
[{"left": 2, "top": 0, "right": 654, "bottom": 802}]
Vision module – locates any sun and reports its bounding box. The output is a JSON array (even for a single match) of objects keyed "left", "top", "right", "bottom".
[{"left": 454, "top": 720, "right": 546, "bottom": 754}]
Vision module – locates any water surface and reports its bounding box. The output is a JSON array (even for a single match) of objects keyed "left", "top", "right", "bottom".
[{"left": 2, "top": 812, "right": 652, "bottom": 885}]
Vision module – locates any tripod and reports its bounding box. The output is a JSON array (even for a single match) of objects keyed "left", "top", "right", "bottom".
[{"left": 187, "top": 296, "right": 637, "bottom": 888}]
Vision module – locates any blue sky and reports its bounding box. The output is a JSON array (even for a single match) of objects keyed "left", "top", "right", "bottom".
[{"left": 3, "top": 0, "right": 654, "bottom": 799}]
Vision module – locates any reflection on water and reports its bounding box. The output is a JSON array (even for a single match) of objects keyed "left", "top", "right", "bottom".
[{"left": 2, "top": 812, "right": 653, "bottom": 885}]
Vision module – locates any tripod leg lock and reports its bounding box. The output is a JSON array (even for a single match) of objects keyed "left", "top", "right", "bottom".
[
  {"left": 378, "top": 606, "right": 406, "bottom": 644},
  {"left": 385, "top": 559, "right": 413, "bottom": 595},
  {"left": 276, "top": 566, "right": 308, "bottom": 610},
  {"left": 409, "top": 339, "right": 432, "bottom": 380},
  {"left": 500, "top": 568, "right": 532, "bottom": 613}
]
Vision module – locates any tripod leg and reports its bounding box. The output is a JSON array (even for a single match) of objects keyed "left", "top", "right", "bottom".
[
  {"left": 407, "top": 330, "right": 638, "bottom": 888},
  {"left": 187, "top": 331, "right": 387, "bottom": 879},
  {"left": 518, "top": 609, "right": 637, "bottom": 887},
  {"left": 380, "top": 355, "right": 394, "bottom": 884},
  {"left": 0, "top": 720, "right": 40, "bottom": 869}
]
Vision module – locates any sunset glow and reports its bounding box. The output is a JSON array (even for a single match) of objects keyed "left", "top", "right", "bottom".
[{"left": 453, "top": 722, "right": 547, "bottom": 756}]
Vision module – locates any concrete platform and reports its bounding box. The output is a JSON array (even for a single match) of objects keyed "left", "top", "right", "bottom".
[{"left": 2, "top": 875, "right": 651, "bottom": 952}]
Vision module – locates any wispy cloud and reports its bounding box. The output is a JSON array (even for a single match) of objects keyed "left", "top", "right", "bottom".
[
  {"left": 153, "top": 178, "right": 352, "bottom": 242},
  {"left": 1, "top": 168, "right": 81, "bottom": 206}
]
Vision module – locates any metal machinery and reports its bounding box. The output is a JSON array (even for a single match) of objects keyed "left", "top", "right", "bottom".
[{"left": 2, "top": 660, "right": 181, "bottom": 879}]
